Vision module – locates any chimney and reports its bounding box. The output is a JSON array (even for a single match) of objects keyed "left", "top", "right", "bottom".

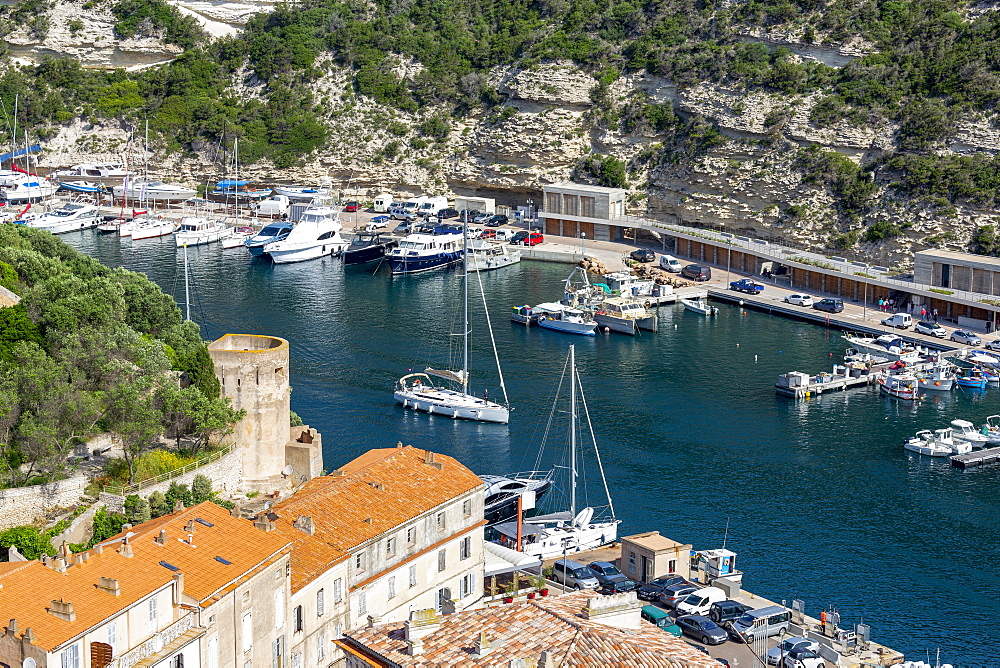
[
  {"left": 405, "top": 637, "right": 424, "bottom": 656},
  {"left": 46, "top": 600, "right": 76, "bottom": 622},
  {"left": 156, "top": 529, "right": 167, "bottom": 545},
  {"left": 254, "top": 520, "right": 276, "bottom": 532},
  {"left": 538, "top": 650, "right": 552, "bottom": 667},
  {"left": 119, "top": 535, "right": 133, "bottom": 558},
  {"left": 173, "top": 573, "right": 185, "bottom": 605},
  {"left": 396, "top": 441, "right": 404, "bottom": 448},
  {"left": 97, "top": 577, "right": 121, "bottom": 596},
  {"left": 403, "top": 609, "right": 441, "bottom": 643},
  {"left": 292, "top": 516, "right": 314, "bottom": 536},
  {"left": 21, "top": 628, "right": 35, "bottom": 651},
  {"left": 52, "top": 558, "right": 67, "bottom": 573},
  {"left": 122, "top": 524, "right": 133, "bottom": 532},
  {"left": 471, "top": 631, "right": 493, "bottom": 658},
  {"left": 581, "top": 592, "right": 642, "bottom": 629},
  {"left": 363, "top": 517, "right": 372, "bottom": 524},
  {"left": 58, "top": 542, "right": 71, "bottom": 559},
  {"left": 5, "top": 619, "right": 17, "bottom": 637},
  {"left": 173, "top": 500, "right": 185, "bottom": 512},
  {"left": 73, "top": 554, "right": 85, "bottom": 566},
  {"left": 40, "top": 555, "right": 50, "bottom": 567},
  {"left": 184, "top": 520, "right": 196, "bottom": 533},
  {"left": 424, "top": 450, "right": 443, "bottom": 470},
  {"left": 93, "top": 544, "right": 104, "bottom": 555},
  {"left": 330, "top": 469, "right": 346, "bottom": 477}
]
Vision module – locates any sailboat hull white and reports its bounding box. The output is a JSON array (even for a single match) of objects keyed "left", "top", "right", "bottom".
[
  {"left": 395, "top": 388, "right": 509, "bottom": 423},
  {"left": 267, "top": 241, "right": 348, "bottom": 264},
  {"left": 131, "top": 220, "right": 176, "bottom": 240},
  {"left": 175, "top": 226, "right": 228, "bottom": 247}
]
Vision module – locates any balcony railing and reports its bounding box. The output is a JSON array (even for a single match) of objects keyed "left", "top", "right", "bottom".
[{"left": 111, "top": 614, "right": 198, "bottom": 668}]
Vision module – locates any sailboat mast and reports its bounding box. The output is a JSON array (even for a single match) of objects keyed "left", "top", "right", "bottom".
[
  {"left": 570, "top": 344, "right": 576, "bottom": 519},
  {"left": 183, "top": 243, "right": 191, "bottom": 321},
  {"left": 462, "top": 210, "right": 469, "bottom": 395}
]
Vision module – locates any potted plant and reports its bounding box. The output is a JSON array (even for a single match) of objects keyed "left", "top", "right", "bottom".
[
  {"left": 540, "top": 568, "right": 554, "bottom": 596},
  {"left": 502, "top": 581, "right": 518, "bottom": 603}
]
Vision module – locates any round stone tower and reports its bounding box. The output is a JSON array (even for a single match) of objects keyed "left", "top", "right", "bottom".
[{"left": 207, "top": 334, "right": 291, "bottom": 485}]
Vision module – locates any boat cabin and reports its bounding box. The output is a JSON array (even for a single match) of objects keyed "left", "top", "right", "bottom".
[
  {"left": 692, "top": 548, "right": 743, "bottom": 584},
  {"left": 599, "top": 297, "right": 650, "bottom": 318},
  {"left": 178, "top": 217, "right": 210, "bottom": 232}
]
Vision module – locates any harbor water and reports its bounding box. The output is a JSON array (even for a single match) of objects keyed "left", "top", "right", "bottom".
[{"left": 66, "top": 231, "right": 1000, "bottom": 662}]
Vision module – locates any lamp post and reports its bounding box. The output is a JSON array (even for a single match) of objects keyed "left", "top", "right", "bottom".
[
  {"left": 526, "top": 198, "right": 534, "bottom": 233},
  {"left": 581, "top": 232, "right": 586, "bottom": 258}
]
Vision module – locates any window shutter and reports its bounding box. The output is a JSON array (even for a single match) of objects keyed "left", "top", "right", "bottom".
[{"left": 316, "top": 588, "right": 325, "bottom": 616}]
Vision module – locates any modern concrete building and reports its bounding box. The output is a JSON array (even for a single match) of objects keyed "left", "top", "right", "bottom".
[
  {"left": 914, "top": 248, "right": 1000, "bottom": 295},
  {"left": 207, "top": 334, "right": 322, "bottom": 490},
  {"left": 620, "top": 531, "right": 692, "bottom": 583},
  {"left": 539, "top": 182, "right": 627, "bottom": 242}
]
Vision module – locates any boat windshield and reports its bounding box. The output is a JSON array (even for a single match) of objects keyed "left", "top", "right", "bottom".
[
  {"left": 399, "top": 241, "right": 426, "bottom": 250},
  {"left": 300, "top": 214, "right": 326, "bottom": 224},
  {"left": 259, "top": 225, "right": 285, "bottom": 235}
]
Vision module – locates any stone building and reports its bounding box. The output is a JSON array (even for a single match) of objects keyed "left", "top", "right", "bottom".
[
  {"left": 207, "top": 333, "right": 323, "bottom": 491},
  {"left": 620, "top": 531, "right": 693, "bottom": 583},
  {"left": 539, "top": 182, "right": 627, "bottom": 242},
  {"left": 0, "top": 285, "right": 20, "bottom": 308}
]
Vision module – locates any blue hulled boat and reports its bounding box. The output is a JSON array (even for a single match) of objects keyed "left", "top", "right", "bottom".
[
  {"left": 386, "top": 227, "right": 464, "bottom": 275},
  {"left": 244, "top": 221, "right": 293, "bottom": 256}
]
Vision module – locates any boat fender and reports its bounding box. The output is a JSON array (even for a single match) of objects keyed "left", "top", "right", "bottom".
[{"left": 644, "top": 301, "right": 651, "bottom": 309}]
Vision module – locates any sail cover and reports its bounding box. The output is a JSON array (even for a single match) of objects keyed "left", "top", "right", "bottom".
[{"left": 424, "top": 367, "right": 467, "bottom": 384}]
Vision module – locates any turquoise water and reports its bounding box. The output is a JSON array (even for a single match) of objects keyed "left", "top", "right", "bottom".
[{"left": 65, "top": 231, "right": 1000, "bottom": 662}]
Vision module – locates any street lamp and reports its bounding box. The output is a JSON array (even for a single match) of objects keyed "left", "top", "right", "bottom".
[
  {"left": 580, "top": 232, "right": 586, "bottom": 257},
  {"left": 526, "top": 199, "right": 534, "bottom": 233}
]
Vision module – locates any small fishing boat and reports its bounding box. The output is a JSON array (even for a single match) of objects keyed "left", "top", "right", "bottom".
[
  {"left": 914, "top": 361, "right": 955, "bottom": 391},
  {"left": 221, "top": 226, "right": 255, "bottom": 249},
  {"left": 343, "top": 231, "right": 397, "bottom": 265},
  {"left": 24, "top": 202, "right": 101, "bottom": 234},
  {"left": 950, "top": 419, "right": 989, "bottom": 447},
  {"left": 878, "top": 373, "right": 919, "bottom": 400},
  {"left": 980, "top": 415, "right": 1000, "bottom": 444},
  {"left": 97, "top": 219, "right": 126, "bottom": 234},
  {"left": 591, "top": 296, "right": 657, "bottom": 335},
  {"left": 681, "top": 297, "right": 719, "bottom": 316},
  {"left": 174, "top": 217, "right": 229, "bottom": 247},
  {"left": 244, "top": 221, "right": 293, "bottom": 256},
  {"left": 264, "top": 205, "right": 347, "bottom": 264},
  {"left": 480, "top": 471, "right": 554, "bottom": 524},
  {"left": 533, "top": 303, "right": 598, "bottom": 336},
  {"left": 956, "top": 367, "right": 989, "bottom": 389},
  {"left": 904, "top": 429, "right": 956, "bottom": 457},
  {"left": 58, "top": 180, "right": 106, "bottom": 194}
]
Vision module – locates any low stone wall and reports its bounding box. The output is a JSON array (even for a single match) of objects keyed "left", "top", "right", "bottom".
[
  {"left": 0, "top": 477, "right": 88, "bottom": 531},
  {"left": 50, "top": 501, "right": 104, "bottom": 546}
]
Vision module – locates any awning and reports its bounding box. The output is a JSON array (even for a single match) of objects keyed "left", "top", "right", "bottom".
[
  {"left": 484, "top": 540, "right": 542, "bottom": 576},
  {"left": 0, "top": 144, "right": 41, "bottom": 163},
  {"left": 216, "top": 180, "right": 251, "bottom": 188}
]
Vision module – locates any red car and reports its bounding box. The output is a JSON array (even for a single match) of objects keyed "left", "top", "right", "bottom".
[
  {"left": 511, "top": 231, "right": 544, "bottom": 246},
  {"left": 343, "top": 201, "right": 361, "bottom": 212},
  {"left": 479, "top": 229, "right": 497, "bottom": 239}
]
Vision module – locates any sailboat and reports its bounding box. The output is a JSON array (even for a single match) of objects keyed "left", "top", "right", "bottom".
[
  {"left": 490, "top": 345, "right": 620, "bottom": 558},
  {"left": 394, "top": 214, "right": 511, "bottom": 424}
]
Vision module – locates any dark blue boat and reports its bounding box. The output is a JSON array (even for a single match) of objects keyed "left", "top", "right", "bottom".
[
  {"left": 244, "top": 221, "right": 293, "bottom": 256},
  {"left": 343, "top": 232, "right": 398, "bottom": 265}
]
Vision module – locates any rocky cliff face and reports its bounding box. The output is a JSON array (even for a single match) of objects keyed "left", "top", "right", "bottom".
[{"left": 24, "top": 11, "right": 1000, "bottom": 266}]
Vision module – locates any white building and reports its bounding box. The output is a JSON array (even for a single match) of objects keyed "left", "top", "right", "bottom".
[{"left": 540, "top": 182, "right": 627, "bottom": 242}]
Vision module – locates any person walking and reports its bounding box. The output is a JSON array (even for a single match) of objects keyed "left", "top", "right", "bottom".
[
  {"left": 878, "top": 297, "right": 884, "bottom": 312},
  {"left": 921, "top": 307, "right": 927, "bottom": 319},
  {"left": 933, "top": 308, "right": 939, "bottom": 323}
]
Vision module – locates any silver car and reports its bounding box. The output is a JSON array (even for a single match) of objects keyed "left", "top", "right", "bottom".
[
  {"left": 951, "top": 330, "right": 982, "bottom": 346},
  {"left": 767, "top": 637, "right": 820, "bottom": 665}
]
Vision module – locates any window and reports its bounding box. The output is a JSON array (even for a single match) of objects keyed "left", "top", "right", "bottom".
[
  {"left": 61, "top": 644, "right": 80, "bottom": 668},
  {"left": 333, "top": 624, "right": 342, "bottom": 639},
  {"left": 292, "top": 653, "right": 301, "bottom": 668},
  {"left": 581, "top": 196, "right": 596, "bottom": 218},
  {"left": 546, "top": 192, "right": 561, "bottom": 214},
  {"left": 107, "top": 620, "right": 116, "bottom": 649},
  {"left": 460, "top": 573, "right": 476, "bottom": 599},
  {"left": 242, "top": 612, "right": 253, "bottom": 653},
  {"left": 272, "top": 636, "right": 284, "bottom": 668},
  {"left": 406, "top": 527, "right": 415, "bottom": 545},
  {"left": 437, "top": 549, "right": 446, "bottom": 572},
  {"left": 668, "top": 559, "right": 676, "bottom": 573},
  {"left": 147, "top": 597, "right": 158, "bottom": 635},
  {"left": 316, "top": 633, "right": 325, "bottom": 661},
  {"left": 275, "top": 568, "right": 283, "bottom": 581},
  {"left": 208, "top": 637, "right": 218, "bottom": 668},
  {"left": 293, "top": 605, "right": 303, "bottom": 633},
  {"left": 459, "top": 536, "right": 471, "bottom": 560},
  {"left": 436, "top": 512, "right": 445, "bottom": 530},
  {"left": 333, "top": 579, "right": 343, "bottom": 603},
  {"left": 462, "top": 499, "right": 471, "bottom": 517},
  {"left": 357, "top": 592, "right": 367, "bottom": 616},
  {"left": 409, "top": 564, "right": 417, "bottom": 588},
  {"left": 316, "top": 589, "right": 325, "bottom": 616},
  {"left": 355, "top": 553, "right": 365, "bottom": 572},
  {"left": 388, "top": 576, "right": 396, "bottom": 599},
  {"left": 274, "top": 590, "right": 284, "bottom": 630},
  {"left": 386, "top": 537, "right": 396, "bottom": 557},
  {"left": 563, "top": 194, "right": 578, "bottom": 216},
  {"left": 171, "top": 654, "right": 184, "bottom": 668}
]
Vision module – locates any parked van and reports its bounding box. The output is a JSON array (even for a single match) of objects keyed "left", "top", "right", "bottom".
[
  {"left": 418, "top": 196, "right": 449, "bottom": 218},
  {"left": 372, "top": 193, "right": 394, "bottom": 213},
  {"left": 730, "top": 605, "right": 793, "bottom": 643},
  {"left": 674, "top": 586, "right": 727, "bottom": 616},
  {"left": 659, "top": 255, "right": 682, "bottom": 272},
  {"left": 680, "top": 264, "right": 712, "bottom": 281},
  {"left": 552, "top": 559, "right": 600, "bottom": 590},
  {"left": 402, "top": 196, "right": 428, "bottom": 215},
  {"left": 641, "top": 605, "right": 682, "bottom": 636},
  {"left": 882, "top": 312, "right": 913, "bottom": 329}
]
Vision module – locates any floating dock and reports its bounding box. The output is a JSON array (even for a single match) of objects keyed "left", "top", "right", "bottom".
[
  {"left": 776, "top": 360, "right": 940, "bottom": 399},
  {"left": 951, "top": 446, "right": 1000, "bottom": 469}
]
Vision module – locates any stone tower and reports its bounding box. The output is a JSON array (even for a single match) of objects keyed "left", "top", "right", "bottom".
[{"left": 208, "top": 334, "right": 322, "bottom": 489}]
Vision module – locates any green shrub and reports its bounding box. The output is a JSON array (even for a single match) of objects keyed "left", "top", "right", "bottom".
[
  {"left": 124, "top": 494, "right": 152, "bottom": 524},
  {"left": 191, "top": 474, "right": 212, "bottom": 503},
  {"left": 0, "top": 526, "right": 54, "bottom": 560}
]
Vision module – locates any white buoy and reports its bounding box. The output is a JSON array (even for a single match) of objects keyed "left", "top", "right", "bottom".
[
  {"left": 604, "top": 327, "right": 610, "bottom": 333},
  {"left": 755, "top": 355, "right": 758, "bottom": 362}
]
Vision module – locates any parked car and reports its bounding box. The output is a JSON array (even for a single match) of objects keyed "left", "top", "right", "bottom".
[
  {"left": 952, "top": 330, "right": 982, "bottom": 346},
  {"left": 510, "top": 231, "right": 543, "bottom": 246},
  {"left": 729, "top": 605, "right": 792, "bottom": 643},
  {"left": 393, "top": 221, "right": 412, "bottom": 234},
  {"left": 914, "top": 320, "right": 946, "bottom": 337},
  {"left": 343, "top": 200, "right": 361, "bottom": 212},
  {"left": 485, "top": 214, "right": 509, "bottom": 227},
  {"left": 766, "top": 637, "right": 820, "bottom": 666},
  {"left": 680, "top": 264, "right": 712, "bottom": 281},
  {"left": 986, "top": 338, "right": 1000, "bottom": 351},
  {"left": 479, "top": 229, "right": 498, "bottom": 240},
  {"left": 708, "top": 599, "right": 752, "bottom": 624},
  {"left": 587, "top": 561, "right": 624, "bottom": 586},
  {"left": 368, "top": 215, "right": 390, "bottom": 228},
  {"left": 730, "top": 278, "right": 764, "bottom": 294},
  {"left": 640, "top": 605, "right": 682, "bottom": 636},
  {"left": 630, "top": 248, "right": 656, "bottom": 263},
  {"left": 552, "top": 559, "right": 600, "bottom": 590},
  {"left": 813, "top": 298, "right": 844, "bottom": 313},
  {"left": 779, "top": 647, "right": 825, "bottom": 668},
  {"left": 659, "top": 255, "right": 682, "bottom": 272},
  {"left": 636, "top": 575, "right": 688, "bottom": 601},
  {"left": 881, "top": 313, "right": 913, "bottom": 329},
  {"left": 473, "top": 213, "right": 492, "bottom": 226},
  {"left": 599, "top": 576, "right": 638, "bottom": 595},
  {"left": 674, "top": 586, "right": 727, "bottom": 617},
  {"left": 658, "top": 584, "right": 698, "bottom": 609},
  {"left": 437, "top": 208, "right": 459, "bottom": 219},
  {"left": 675, "top": 615, "right": 728, "bottom": 646},
  {"left": 784, "top": 294, "right": 813, "bottom": 307},
  {"left": 389, "top": 206, "right": 408, "bottom": 220},
  {"left": 458, "top": 209, "right": 481, "bottom": 221}
]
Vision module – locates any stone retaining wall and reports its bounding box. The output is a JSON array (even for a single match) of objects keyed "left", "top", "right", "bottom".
[{"left": 0, "top": 477, "right": 88, "bottom": 531}]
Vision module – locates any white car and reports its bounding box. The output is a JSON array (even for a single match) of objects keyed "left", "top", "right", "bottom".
[
  {"left": 780, "top": 647, "right": 825, "bottom": 668},
  {"left": 767, "top": 637, "right": 820, "bottom": 665},
  {"left": 784, "top": 294, "right": 813, "bottom": 307},
  {"left": 914, "top": 320, "right": 946, "bottom": 338},
  {"left": 986, "top": 339, "right": 1000, "bottom": 352},
  {"left": 951, "top": 330, "right": 982, "bottom": 346}
]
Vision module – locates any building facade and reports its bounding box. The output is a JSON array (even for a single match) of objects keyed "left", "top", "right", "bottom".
[{"left": 539, "top": 183, "right": 626, "bottom": 242}]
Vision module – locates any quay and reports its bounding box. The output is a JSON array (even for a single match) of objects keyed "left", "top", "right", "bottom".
[{"left": 951, "top": 446, "right": 1000, "bottom": 469}]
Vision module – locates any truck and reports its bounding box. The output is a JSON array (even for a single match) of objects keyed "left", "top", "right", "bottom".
[{"left": 729, "top": 278, "right": 765, "bottom": 294}]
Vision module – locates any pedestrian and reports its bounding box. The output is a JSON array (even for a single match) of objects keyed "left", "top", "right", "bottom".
[
  {"left": 889, "top": 298, "right": 895, "bottom": 311},
  {"left": 878, "top": 297, "right": 884, "bottom": 311},
  {"left": 988, "top": 321, "right": 993, "bottom": 334},
  {"left": 933, "top": 308, "right": 939, "bottom": 323},
  {"left": 921, "top": 307, "right": 927, "bottom": 319}
]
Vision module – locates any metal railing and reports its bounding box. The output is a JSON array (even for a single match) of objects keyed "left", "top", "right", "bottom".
[
  {"left": 111, "top": 614, "right": 198, "bottom": 668},
  {"left": 103, "top": 443, "right": 235, "bottom": 497}
]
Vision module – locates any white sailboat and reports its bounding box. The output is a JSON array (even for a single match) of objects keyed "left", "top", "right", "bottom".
[
  {"left": 394, "top": 215, "right": 510, "bottom": 424},
  {"left": 491, "top": 345, "right": 619, "bottom": 558}
]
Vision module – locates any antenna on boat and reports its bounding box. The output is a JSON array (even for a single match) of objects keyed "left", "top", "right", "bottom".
[
  {"left": 722, "top": 516, "right": 730, "bottom": 549},
  {"left": 183, "top": 243, "right": 191, "bottom": 322}
]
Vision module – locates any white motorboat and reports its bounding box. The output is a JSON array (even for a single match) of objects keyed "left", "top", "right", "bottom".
[
  {"left": 914, "top": 361, "right": 955, "bottom": 391},
  {"left": 1, "top": 176, "right": 59, "bottom": 203},
  {"left": 24, "top": 202, "right": 101, "bottom": 234},
  {"left": 466, "top": 239, "right": 521, "bottom": 272},
  {"left": 264, "top": 205, "right": 347, "bottom": 263},
  {"left": 878, "top": 373, "right": 919, "bottom": 400},
  {"left": 602, "top": 271, "right": 669, "bottom": 299},
  {"left": 130, "top": 214, "right": 177, "bottom": 240},
  {"left": 52, "top": 162, "right": 135, "bottom": 185},
  {"left": 221, "top": 225, "right": 255, "bottom": 249},
  {"left": 97, "top": 219, "right": 127, "bottom": 234},
  {"left": 491, "top": 345, "right": 620, "bottom": 559},
  {"left": 273, "top": 185, "right": 333, "bottom": 200},
  {"left": 980, "top": 415, "right": 1000, "bottom": 444},
  {"left": 903, "top": 430, "right": 953, "bottom": 457},
  {"left": 843, "top": 333, "right": 925, "bottom": 363},
  {"left": 480, "top": 471, "right": 554, "bottom": 524},
  {"left": 113, "top": 179, "right": 196, "bottom": 202},
  {"left": 395, "top": 218, "right": 510, "bottom": 423},
  {"left": 174, "top": 217, "right": 229, "bottom": 247},
  {"left": 950, "top": 419, "right": 989, "bottom": 447},
  {"left": 532, "top": 302, "right": 597, "bottom": 336},
  {"left": 681, "top": 297, "right": 719, "bottom": 316},
  {"left": 252, "top": 194, "right": 291, "bottom": 216},
  {"left": 590, "top": 296, "right": 657, "bottom": 335}
]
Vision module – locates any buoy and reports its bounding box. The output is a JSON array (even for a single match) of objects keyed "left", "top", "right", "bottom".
[
  {"left": 754, "top": 355, "right": 758, "bottom": 362},
  {"left": 604, "top": 327, "right": 610, "bottom": 333},
  {"left": 739, "top": 300, "right": 745, "bottom": 306},
  {"left": 736, "top": 343, "right": 739, "bottom": 347},
  {"left": 674, "top": 324, "right": 678, "bottom": 329}
]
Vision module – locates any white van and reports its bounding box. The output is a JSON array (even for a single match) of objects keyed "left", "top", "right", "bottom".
[
  {"left": 674, "top": 586, "right": 726, "bottom": 616},
  {"left": 418, "top": 195, "right": 449, "bottom": 218},
  {"left": 881, "top": 313, "right": 913, "bottom": 329},
  {"left": 402, "top": 196, "right": 428, "bottom": 215},
  {"left": 659, "top": 255, "right": 682, "bottom": 272}
]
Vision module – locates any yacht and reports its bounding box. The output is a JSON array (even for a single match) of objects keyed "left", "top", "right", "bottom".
[
  {"left": 904, "top": 430, "right": 953, "bottom": 457},
  {"left": 950, "top": 419, "right": 989, "bottom": 447},
  {"left": 980, "top": 415, "right": 1000, "bottom": 444},
  {"left": 24, "top": 202, "right": 101, "bottom": 234},
  {"left": 1, "top": 177, "right": 59, "bottom": 203},
  {"left": 532, "top": 303, "right": 598, "bottom": 336},
  {"left": 843, "top": 333, "right": 925, "bottom": 363},
  {"left": 386, "top": 228, "right": 464, "bottom": 274},
  {"left": 130, "top": 214, "right": 177, "bottom": 240},
  {"left": 52, "top": 163, "right": 135, "bottom": 185},
  {"left": 112, "top": 179, "right": 196, "bottom": 202},
  {"left": 480, "top": 471, "right": 554, "bottom": 524},
  {"left": 59, "top": 181, "right": 106, "bottom": 195},
  {"left": 272, "top": 185, "right": 333, "bottom": 201},
  {"left": 174, "top": 217, "right": 229, "bottom": 247},
  {"left": 343, "top": 231, "right": 397, "bottom": 265},
  {"left": 244, "top": 221, "right": 293, "bottom": 256},
  {"left": 466, "top": 239, "right": 521, "bottom": 272},
  {"left": 264, "top": 206, "right": 347, "bottom": 263}
]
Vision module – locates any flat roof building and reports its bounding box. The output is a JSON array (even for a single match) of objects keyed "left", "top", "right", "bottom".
[
  {"left": 914, "top": 248, "right": 1000, "bottom": 295},
  {"left": 540, "top": 182, "right": 627, "bottom": 242}
]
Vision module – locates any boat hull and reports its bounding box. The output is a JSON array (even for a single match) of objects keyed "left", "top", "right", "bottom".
[
  {"left": 515, "top": 520, "right": 620, "bottom": 560},
  {"left": 175, "top": 228, "right": 228, "bottom": 247},
  {"left": 484, "top": 480, "right": 552, "bottom": 524},
  {"left": 468, "top": 248, "right": 522, "bottom": 272},
  {"left": 594, "top": 314, "right": 638, "bottom": 335},
  {"left": 132, "top": 221, "right": 176, "bottom": 240},
  {"left": 537, "top": 317, "right": 597, "bottom": 336},
  {"left": 29, "top": 215, "right": 100, "bottom": 234},
  {"left": 904, "top": 442, "right": 951, "bottom": 456},
  {"left": 395, "top": 388, "right": 509, "bottom": 423},
  {"left": 388, "top": 252, "right": 462, "bottom": 275},
  {"left": 273, "top": 187, "right": 330, "bottom": 200},
  {"left": 208, "top": 189, "right": 272, "bottom": 204},
  {"left": 343, "top": 241, "right": 397, "bottom": 265},
  {"left": 267, "top": 241, "right": 348, "bottom": 264}
]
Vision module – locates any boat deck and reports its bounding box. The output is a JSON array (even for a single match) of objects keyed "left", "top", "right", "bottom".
[{"left": 951, "top": 446, "right": 1000, "bottom": 469}]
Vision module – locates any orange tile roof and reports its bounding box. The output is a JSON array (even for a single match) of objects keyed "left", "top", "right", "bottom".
[
  {"left": 342, "top": 590, "right": 721, "bottom": 667},
  {"left": 0, "top": 502, "right": 289, "bottom": 652},
  {"left": 266, "top": 445, "right": 484, "bottom": 591}
]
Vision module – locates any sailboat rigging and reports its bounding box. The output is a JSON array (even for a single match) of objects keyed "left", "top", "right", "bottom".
[{"left": 394, "top": 213, "right": 511, "bottom": 423}]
